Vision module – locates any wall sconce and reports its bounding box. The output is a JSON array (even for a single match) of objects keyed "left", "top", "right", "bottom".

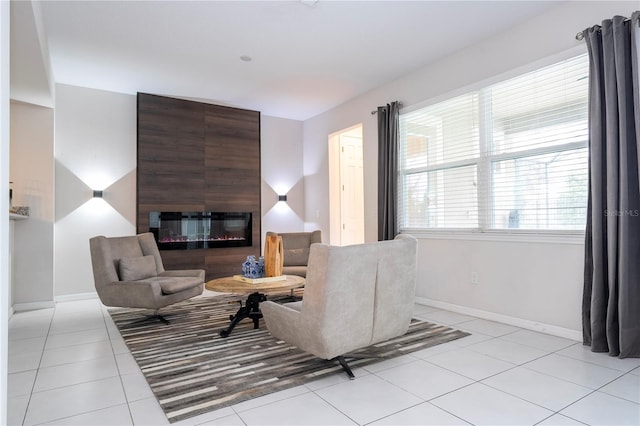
[
  {"left": 93, "top": 190, "right": 103, "bottom": 198},
  {"left": 278, "top": 194, "right": 287, "bottom": 202}
]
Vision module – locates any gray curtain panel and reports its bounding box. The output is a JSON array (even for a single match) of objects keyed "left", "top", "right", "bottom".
[
  {"left": 583, "top": 12, "right": 640, "bottom": 358},
  {"left": 377, "top": 101, "right": 400, "bottom": 241}
]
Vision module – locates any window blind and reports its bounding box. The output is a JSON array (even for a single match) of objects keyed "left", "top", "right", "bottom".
[{"left": 399, "top": 54, "right": 589, "bottom": 231}]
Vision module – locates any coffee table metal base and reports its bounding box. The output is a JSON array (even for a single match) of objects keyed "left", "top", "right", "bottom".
[
  {"left": 206, "top": 275, "right": 305, "bottom": 338},
  {"left": 220, "top": 292, "right": 267, "bottom": 337}
]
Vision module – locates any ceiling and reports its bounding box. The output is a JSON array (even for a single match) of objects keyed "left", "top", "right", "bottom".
[{"left": 21, "top": 1, "right": 564, "bottom": 121}]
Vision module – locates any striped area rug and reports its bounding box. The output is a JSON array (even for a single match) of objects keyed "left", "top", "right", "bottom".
[{"left": 109, "top": 294, "right": 470, "bottom": 423}]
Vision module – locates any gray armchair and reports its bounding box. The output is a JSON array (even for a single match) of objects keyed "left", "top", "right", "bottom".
[
  {"left": 265, "top": 230, "right": 322, "bottom": 277},
  {"left": 89, "top": 232, "right": 205, "bottom": 323},
  {"left": 261, "top": 234, "right": 417, "bottom": 378}
]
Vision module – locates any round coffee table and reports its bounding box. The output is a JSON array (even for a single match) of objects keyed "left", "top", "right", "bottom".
[{"left": 206, "top": 275, "right": 305, "bottom": 337}]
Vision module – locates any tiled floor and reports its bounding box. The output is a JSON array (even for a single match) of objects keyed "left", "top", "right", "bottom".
[{"left": 7, "top": 295, "right": 640, "bottom": 425}]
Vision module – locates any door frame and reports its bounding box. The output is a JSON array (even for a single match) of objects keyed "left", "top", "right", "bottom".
[{"left": 328, "top": 124, "right": 364, "bottom": 246}]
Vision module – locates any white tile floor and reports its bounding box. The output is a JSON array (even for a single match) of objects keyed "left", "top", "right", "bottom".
[{"left": 7, "top": 296, "right": 640, "bottom": 426}]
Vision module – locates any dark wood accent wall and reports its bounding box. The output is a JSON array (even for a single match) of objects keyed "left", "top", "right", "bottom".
[{"left": 137, "top": 93, "right": 261, "bottom": 279}]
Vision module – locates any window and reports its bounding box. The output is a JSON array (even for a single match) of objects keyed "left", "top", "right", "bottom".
[{"left": 399, "top": 54, "right": 589, "bottom": 232}]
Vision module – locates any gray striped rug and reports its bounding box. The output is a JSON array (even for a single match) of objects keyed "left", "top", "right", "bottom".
[{"left": 109, "top": 294, "right": 470, "bottom": 423}]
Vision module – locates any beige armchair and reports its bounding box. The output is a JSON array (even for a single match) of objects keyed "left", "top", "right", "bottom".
[
  {"left": 265, "top": 230, "right": 322, "bottom": 277},
  {"left": 261, "top": 234, "right": 417, "bottom": 379},
  {"left": 89, "top": 232, "right": 205, "bottom": 323}
]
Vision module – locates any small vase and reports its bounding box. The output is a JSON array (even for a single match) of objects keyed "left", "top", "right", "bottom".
[{"left": 242, "top": 255, "right": 261, "bottom": 279}]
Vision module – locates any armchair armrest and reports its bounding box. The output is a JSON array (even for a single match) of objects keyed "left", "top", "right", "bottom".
[
  {"left": 261, "top": 301, "right": 303, "bottom": 342},
  {"left": 159, "top": 269, "right": 205, "bottom": 282},
  {"left": 262, "top": 300, "right": 337, "bottom": 360}
]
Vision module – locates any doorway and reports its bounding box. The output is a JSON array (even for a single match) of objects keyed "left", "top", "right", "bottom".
[{"left": 328, "top": 124, "right": 364, "bottom": 246}]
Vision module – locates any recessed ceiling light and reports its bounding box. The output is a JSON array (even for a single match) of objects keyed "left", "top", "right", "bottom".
[{"left": 240, "top": 55, "right": 252, "bottom": 62}]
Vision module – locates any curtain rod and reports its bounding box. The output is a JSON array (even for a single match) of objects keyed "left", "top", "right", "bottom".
[
  {"left": 371, "top": 101, "right": 403, "bottom": 115},
  {"left": 576, "top": 16, "right": 635, "bottom": 40}
]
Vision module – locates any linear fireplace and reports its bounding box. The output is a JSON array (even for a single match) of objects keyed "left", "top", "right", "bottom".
[{"left": 149, "top": 211, "right": 252, "bottom": 250}]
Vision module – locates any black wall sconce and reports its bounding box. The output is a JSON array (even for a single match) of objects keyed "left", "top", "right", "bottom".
[
  {"left": 93, "top": 190, "right": 103, "bottom": 198},
  {"left": 278, "top": 194, "right": 287, "bottom": 202}
]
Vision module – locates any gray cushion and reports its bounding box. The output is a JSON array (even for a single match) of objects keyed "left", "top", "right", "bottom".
[
  {"left": 285, "top": 247, "right": 309, "bottom": 266},
  {"left": 118, "top": 255, "right": 157, "bottom": 281},
  {"left": 280, "top": 232, "right": 320, "bottom": 265}
]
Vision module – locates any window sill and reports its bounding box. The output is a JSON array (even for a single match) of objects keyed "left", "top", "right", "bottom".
[{"left": 401, "top": 228, "right": 585, "bottom": 245}]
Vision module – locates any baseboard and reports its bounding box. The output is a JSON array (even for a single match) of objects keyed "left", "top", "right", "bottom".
[
  {"left": 13, "top": 300, "right": 56, "bottom": 312},
  {"left": 415, "top": 296, "right": 582, "bottom": 342},
  {"left": 55, "top": 292, "right": 99, "bottom": 303},
  {"left": 12, "top": 293, "right": 100, "bottom": 313}
]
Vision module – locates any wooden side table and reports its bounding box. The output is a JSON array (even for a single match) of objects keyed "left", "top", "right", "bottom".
[{"left": 206, "top": 275, "right": 305, "bottom": 337}]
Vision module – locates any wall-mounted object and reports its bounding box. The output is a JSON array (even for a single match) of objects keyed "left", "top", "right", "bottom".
[
  {"left": 9, "top": 206, "right": 29, "bottom": 216},
  {"left": 93, "top": 190, "right": 103, "bottom": 198},
  {"left": 278, "top": 194, "right": 287, "bottom": 202},
  {"left": 149, "top": 211, "right": 252, "bottom": 250},
  {"left": 136, "top": 93, "right": 261, "bottom": 279}
]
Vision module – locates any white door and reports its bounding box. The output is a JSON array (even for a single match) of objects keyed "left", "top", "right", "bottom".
[{"left": 339, "top": 132, "right": 364, "bottom": 246}]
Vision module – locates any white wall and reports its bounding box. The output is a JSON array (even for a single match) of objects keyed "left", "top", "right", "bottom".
[
  {"left": 417, "top": 236, "right": 584, "bottom": 336},
  {"left": 10, "top": 101, "right": 54, "bottom": 307},
  {"left": 53, "top": 85, "right": 305, "bottom": 296},
  {"left": 302, "top": 1, "right": 637, "bottom": 336},
  {"left": 0, "top": 2, "right": 10, "bottom": 423},
  {"left": 260, "top": 115, "right": 306, "bottom": 240},
  {"left": 54, "top": 84, "right": 137, "bottom": 298},
  {"left": 304, "top": 99, "right": 383, "bottom": 242}
]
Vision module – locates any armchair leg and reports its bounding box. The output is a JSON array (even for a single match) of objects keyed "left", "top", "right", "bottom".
[
  {"left": 128, "top": 310, "right": 170, "bottom": 325},
  {"left": 336, "top": 356, "right": 355, "bottom": 380},
  {"left": 155, "top": 312, "right": 170, "bottom": 324}
]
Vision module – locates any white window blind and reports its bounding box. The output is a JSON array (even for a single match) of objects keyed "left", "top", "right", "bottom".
[{"left": 399, "top": 54, "right": 589, "bottom": 232}]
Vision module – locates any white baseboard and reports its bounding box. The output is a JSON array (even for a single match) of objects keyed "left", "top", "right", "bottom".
[
  {"left": 415, "top": 296, "right": 582, "bottom": 342},
  {"left": 11, "top": 293, "right": 100, "bottom": 313},
  {"left": 13, "top": 300, "right": 56, "bottom": 312},
  {"left": 55, "top": 292, "right": 99, "bottom": 303}
]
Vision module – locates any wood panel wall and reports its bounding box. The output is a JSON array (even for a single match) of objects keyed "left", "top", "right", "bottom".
[{"left": 137, "top": 93, "right": 261, "bottom": 279}]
